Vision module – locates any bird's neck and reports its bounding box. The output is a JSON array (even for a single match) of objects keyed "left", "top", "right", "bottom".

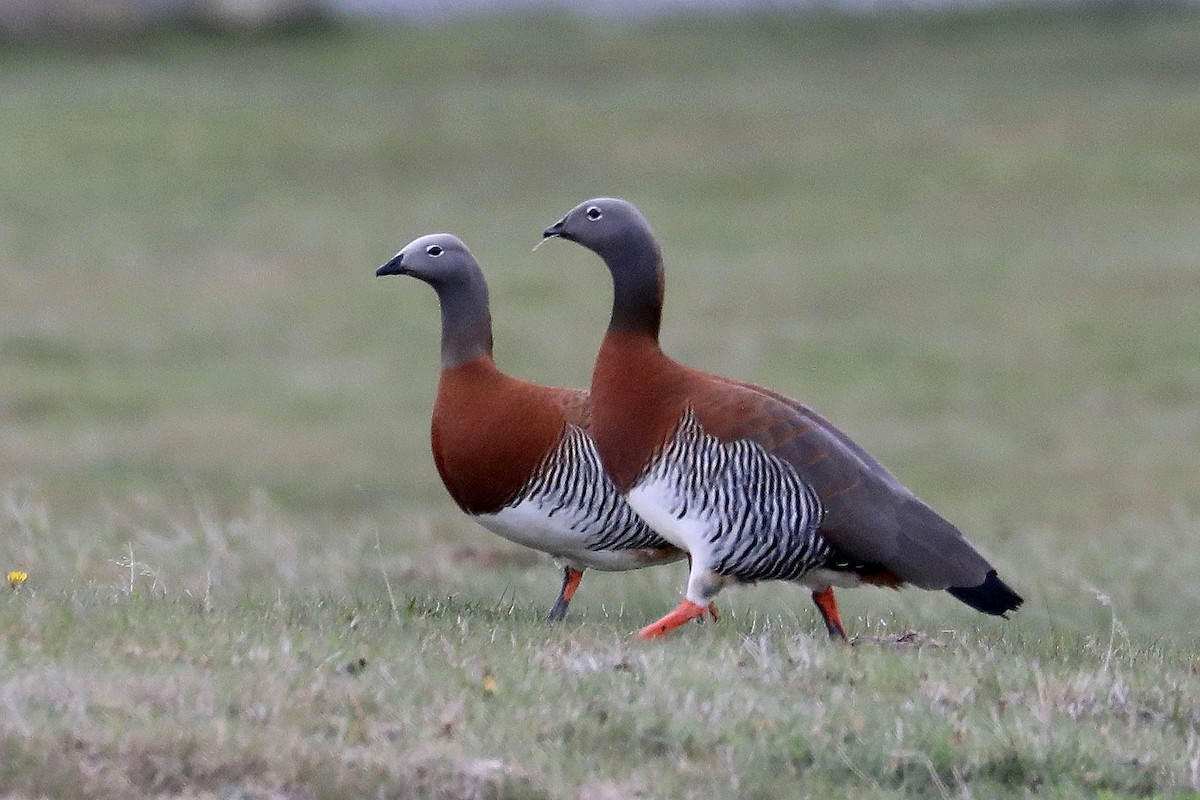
[
  {"left": 591, "top": 329, "right": 681, "bottom": 492},
  {"left": 604, "top": 232, "right": 664, "bottom": 339},
  {"left": 436, "top": 274, "right": 494, "bottom": 370}
]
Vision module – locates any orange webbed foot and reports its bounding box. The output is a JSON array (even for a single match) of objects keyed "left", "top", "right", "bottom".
[{"left": 637, "top": 599, "right": 711, "bottom": 640}]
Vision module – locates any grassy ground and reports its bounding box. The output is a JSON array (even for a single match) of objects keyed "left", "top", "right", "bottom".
[{"left": 2, "top": 6, "right": 1199, "bottom": 798}]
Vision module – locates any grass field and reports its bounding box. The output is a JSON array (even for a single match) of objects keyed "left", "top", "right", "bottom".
[{"left": 2, "top": 6, "right": 1199, "bottom": 798}]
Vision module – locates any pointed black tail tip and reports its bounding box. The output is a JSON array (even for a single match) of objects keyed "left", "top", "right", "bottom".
[{"left": 947, "top": 570, "right": 1024, "bottom": 618}]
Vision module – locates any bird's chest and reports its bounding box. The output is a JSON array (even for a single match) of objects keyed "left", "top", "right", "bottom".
[
  {"left": 627, "top": 409, "right": 826, "bottom": 576},
  {"left": 623, "top": 408, "right": 741, "bottom": 549},
  {"left": 430, "top": 383, "right": 563, "bottom": 515}
]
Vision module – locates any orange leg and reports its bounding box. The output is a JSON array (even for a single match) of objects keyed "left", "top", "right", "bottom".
[
  {"left": 811, "top": 586, "right": 848, "bottom": 641},
  {"left": 637, "top": 599, "right": 711, "bottom": 640},
  {"left": 547, "top": 566, "right": 584, "bottom": 622}
]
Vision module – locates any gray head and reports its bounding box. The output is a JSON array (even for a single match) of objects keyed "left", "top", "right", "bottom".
[
  {"left": 376, "top": 233, "right": 494, "bottom": 369},
  {"left": 377, "top": 233, "right": 477, "bottom": 285},
  {"left": 542, "top": 198, "right": 659, "bottom": 261},
  {"left": 543, "top": 198, "right": 664, "bottom": 336}
]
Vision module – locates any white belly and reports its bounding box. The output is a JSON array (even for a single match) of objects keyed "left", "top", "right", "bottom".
[
  {"left": 626, "top": 476, "right": 719, "bottom": 563},
  {"left": 474, "top": 500, "right": 675, "bottom": 572}
]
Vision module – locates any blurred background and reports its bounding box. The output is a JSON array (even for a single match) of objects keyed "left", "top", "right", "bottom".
[{"left": 1, "top": 0, "right": 1197, "bottom": 640}]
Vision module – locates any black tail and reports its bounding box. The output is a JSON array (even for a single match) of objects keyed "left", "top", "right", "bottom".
[{"left": 946, "top": 570, "right": 1023, "bottom": 618}]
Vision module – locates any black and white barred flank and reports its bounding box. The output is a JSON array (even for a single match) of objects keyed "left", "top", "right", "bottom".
[
  {"left": 507, "top": 424, "right": 671, "bottom": 552},
  {"left": 639, "top": 408, "right": 830, "bottom": 582}
]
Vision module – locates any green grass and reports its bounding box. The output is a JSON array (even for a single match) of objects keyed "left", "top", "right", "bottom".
[
  {"left": 2, "top": 6, "right": 1200, "bottom": 797},
  {"left": 3, "top": 584, "right": 1199, "bottom": 799}
]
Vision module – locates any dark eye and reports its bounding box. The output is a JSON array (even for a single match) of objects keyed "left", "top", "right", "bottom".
[
  {"left": 426, "top": 245, "right": 443, "bottom": 257},
  {"left": 586, "top": 206, "right": 602, "bottom": 220}
]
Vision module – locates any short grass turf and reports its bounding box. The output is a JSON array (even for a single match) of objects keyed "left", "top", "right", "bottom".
[{"left": 2, "top": 6, "right": 1200, "bottom": 798}]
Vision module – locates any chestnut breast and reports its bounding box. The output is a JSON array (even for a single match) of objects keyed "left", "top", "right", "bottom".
[{"left": 432, "top": 356, "right": 576, "bottom": 515}]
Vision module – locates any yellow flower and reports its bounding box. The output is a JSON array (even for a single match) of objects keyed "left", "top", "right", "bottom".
[
  {"left": 8, "top": 571, "right": 27, "bottom": 589},
  {"left": 482, "top": 672, "right": 497, "bottom": 695}
]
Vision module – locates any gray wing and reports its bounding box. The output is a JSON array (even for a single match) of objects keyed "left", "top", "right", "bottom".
[{"left": 697, "top": 378, "right": 994, "bottom": 590}]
